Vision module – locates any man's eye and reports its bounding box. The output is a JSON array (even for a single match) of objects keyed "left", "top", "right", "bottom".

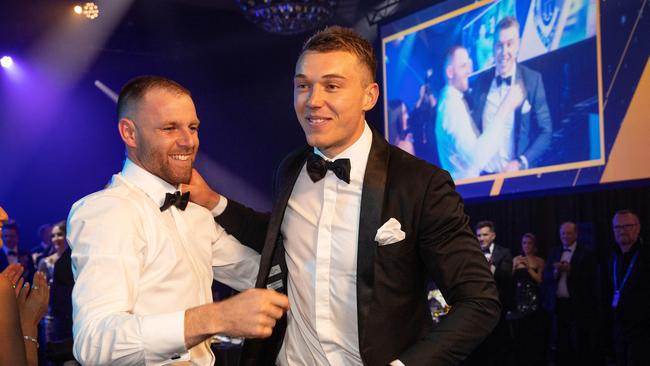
[{"left": 326, "top": 84, "right": 340, "bottom": 91}]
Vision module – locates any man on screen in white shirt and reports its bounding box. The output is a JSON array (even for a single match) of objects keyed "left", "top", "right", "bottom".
[{"left": 435, "top": 45, "right": 524, "bottom": 180}]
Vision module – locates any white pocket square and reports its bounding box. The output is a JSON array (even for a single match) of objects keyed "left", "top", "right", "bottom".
[
  {"left": 374, "top": 218, "right": 406, "bottom": 246},
  {"left": 521, "top": 99, "right": 531, "bottom": 114}
]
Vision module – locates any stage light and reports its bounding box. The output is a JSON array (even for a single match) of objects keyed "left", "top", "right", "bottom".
[
  {"left": 0, "top": 56, "right": 13, "bottom": 69},
  {"left": 73, "top": 5, "right": 83, "bottom": 14},
  {"left": 81, "top": 2, "right": 99, "bottom": 20}
]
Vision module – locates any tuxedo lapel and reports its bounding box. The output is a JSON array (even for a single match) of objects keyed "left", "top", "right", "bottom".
[
  {"left": 255, "top": 148, "right": 310, "bottom": 287},
  {"left": 514, "top": 66, "right": 526, "bottom": 154},
  {"left": 356, "top": 129, "right": 389, "bottom": 347}
]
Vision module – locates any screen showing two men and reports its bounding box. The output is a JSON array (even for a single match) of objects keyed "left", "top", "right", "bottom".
[{"left": 381, "top": 0, "right": 621, "bottom": 199}]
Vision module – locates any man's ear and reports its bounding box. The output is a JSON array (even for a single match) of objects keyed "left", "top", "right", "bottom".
[
  {"left": 118, "top": 118, "right": 137, "bottom": 148},
  {"left": 362, "top": 82, "right": 380, "bottom": 112}
]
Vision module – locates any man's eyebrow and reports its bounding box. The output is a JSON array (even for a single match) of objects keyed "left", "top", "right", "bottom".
[{"left": 294, "top": 74, "right": 347, "bottom": 80}]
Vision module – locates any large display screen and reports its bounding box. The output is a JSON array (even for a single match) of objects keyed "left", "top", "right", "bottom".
[{"left": 381, "top": 0, "right": 648, "bottom": 199}]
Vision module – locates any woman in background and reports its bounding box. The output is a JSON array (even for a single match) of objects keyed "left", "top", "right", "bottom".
[{"left": 510, "top": 233, "right": 547, "bottom": 366}]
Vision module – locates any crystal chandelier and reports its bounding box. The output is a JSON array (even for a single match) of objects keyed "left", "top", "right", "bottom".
[{"left": 237, "top": 0, "right": 338, "bottom": 34}]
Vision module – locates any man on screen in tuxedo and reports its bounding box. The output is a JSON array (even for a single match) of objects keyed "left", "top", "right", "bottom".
[
  {"left": 435, "top": 45, "right": 524, "bottom": 180},
  {"left": 187, "top": 26, "right": 500, "bottom": 366},
  {"left": 470, "top": 16, "right": 552, "bottom": 173}
]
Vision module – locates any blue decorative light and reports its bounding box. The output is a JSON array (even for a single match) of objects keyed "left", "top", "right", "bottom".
[{"left": 237, "top": 0, "right": 338, "bottom": 34}]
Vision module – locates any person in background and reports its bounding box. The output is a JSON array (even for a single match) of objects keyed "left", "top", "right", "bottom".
[
  {"left": 31, "top": 224, "right": 53, "bottom": 267},
  {"left": 603, "top": 210, "right": 649, "bottom": 366},
  {"left": 388, "top": 99, "right": 415, "bottom": 155},
  {"left": 38, "top": 221, "right": 67, "bottom": 281},
  {"left": 1, "top": 207, "right": 50, "bottom": 366},
  {"left": 510, "top": 232, "right": 547, "bottom": 366},
  {"left": 543, "top": 221, "right": 599, "bottom": 366}
]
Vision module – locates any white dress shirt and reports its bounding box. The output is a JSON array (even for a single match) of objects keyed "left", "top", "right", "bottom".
[
  {"left": 482, "top": 242, "right": 496, "bottom": 274},
  {"left": 67, "top": 159, "right": 260, "bottom": 366},
  {"left": 435, "top": 85, "right": 508, "bottom": 180},
  {"left": 275, "top": 123, "right": 372, "bottom": 366},
  {"left": 556, "top": 242, "right": 576, "bottom": 298},
  {"left": 482, "top": 66, "right": 517, "bottom": 173}
]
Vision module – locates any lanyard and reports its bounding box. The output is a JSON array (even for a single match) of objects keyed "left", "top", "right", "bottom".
[{"left": 613, "top": 251, "right": 639, "bottom": 293}]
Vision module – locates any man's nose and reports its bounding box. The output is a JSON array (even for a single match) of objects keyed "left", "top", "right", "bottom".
[{"left": 306, "top": 86, "right": 324, "bottom": 107}]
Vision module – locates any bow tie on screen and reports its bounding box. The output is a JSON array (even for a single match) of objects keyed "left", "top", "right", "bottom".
[
  {"left": 562, "top": 246, "right": 571, "bottom": 252},
  {"left": 496, "top": 75, "right": 512, "bottom": 86},
  {"left": 306, "top": 153, "right": 351, "bottom": 184},
  {"left": 7, "top": 250, "right": 17, "bottom": 256},
  {"left": 481, "top": 246, "right": 491, "bottom": 254},
  {"left": 160, "top": 191, "right": 190, "bottom": 211}
]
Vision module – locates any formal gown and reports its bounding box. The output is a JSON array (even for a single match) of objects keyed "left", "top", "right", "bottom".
[{"left": 510, "top": 267, "right": 547, "bottom": 366}]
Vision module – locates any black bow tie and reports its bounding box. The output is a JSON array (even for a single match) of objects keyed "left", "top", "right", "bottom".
[
  {"left": 481, "top": 246, "right": 491, "bottom": 254},
  {"left": 160, "top": 191, "right": 190, "bottom": 211},
  {"left": 306, "top": 153, "right": 351, "bottom": 184},
  {"left": 496, "top": 75, "right": 512, "bottom": 86},
  {"left": 562, "top": 246, "right": 571, "bottom": 252},
  {"left": 7, "top": 250, "right": 17, "bottom": 256}
]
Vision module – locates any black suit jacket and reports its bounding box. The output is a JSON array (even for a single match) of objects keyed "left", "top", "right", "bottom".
[
  {"left": 218, "top": 129, "right": 500, "bottom": 366},
  {"left": 542, "top": 243, "right": 599, "bottom": 320},
  {"left": 490, "top": 244, "right": 513, "bottom": 311},
  {"left": 471, "top": 64, "right": 552, "bottom": 168}
]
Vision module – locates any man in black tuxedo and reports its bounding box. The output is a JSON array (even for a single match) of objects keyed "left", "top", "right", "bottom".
[
  {"left": 542, "top": 221, "right": 599, "bottom": 366},
  {"left": 470, "top": 16, "right": 552, "bottom": 173},
  {"left": 0, "top": 220, "right": 34, "bottom": 280},
  {"left": 188, "top": 27, "right": 499, "bottom": 365},
  {"left": 464, "top": 221, "right": 513, "bottom": 366}
]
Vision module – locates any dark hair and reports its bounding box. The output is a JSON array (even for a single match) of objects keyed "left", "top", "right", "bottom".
[
  {"left": 475, "top": 220, "right": 496, "bottom": 233},
  {"left": 117, "top": 76, "right": 191, "bottom": 119},
  {"left": 443, "top": 45, "right": 467, "bottom": 73},
  {"left": 300, "top": 26, "right": 376, "bottom": 84},
  {"left": 560, "top": 221, "right": 577, "bottom": 232},
  {"left": 52, "top": 220, "right": 67, "bottom": 235},
  {"left": 3, "top": 220, "right": 18, "bottom": 233},
  {"left": 496, "top": 16, "right": 520, "bottom": 34},
  {"left": 614, "top": 209, "right": 640, "bottom": 222},
  {"left": 388, "top": 99, "right": 408, "bottom": 139}
]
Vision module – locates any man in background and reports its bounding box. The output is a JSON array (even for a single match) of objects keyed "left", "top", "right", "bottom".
[{"left": 543, "top": 221, "right": 599, "bottom": 366}]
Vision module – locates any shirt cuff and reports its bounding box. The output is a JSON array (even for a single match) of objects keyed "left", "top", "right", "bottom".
[
  {"left": 390, "top": 360, "right": 405, "bottom": 366},
  {"left": 210, "top": 196, "right": 228, "bottom": 217},
  {"left": 518, "top": 155, "right": 529, "bottom": 169},
  {"left": 140, "top": 310, "right": 189, "bottom": 364}
]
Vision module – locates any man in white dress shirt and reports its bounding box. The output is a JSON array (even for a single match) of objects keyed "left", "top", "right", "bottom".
[
  {"left": 67, "top": 76, "right": 289, "bottom": 365},
  {"left": 435, "top": 45, "right": 524, "bottom": 180}
]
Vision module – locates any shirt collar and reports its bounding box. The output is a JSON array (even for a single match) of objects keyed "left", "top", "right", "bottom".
[
  {"left": 313, "top": 122, "right": 372, "bottom": 183},
  {"left": 118, "top": 158, "right": 178, "bottom": 208},
  {"left": 446, "top": 85, "right": 465, "bottom": 100},
  {"left": 563, "top": 241, "right": 577, "bottom": 252}
]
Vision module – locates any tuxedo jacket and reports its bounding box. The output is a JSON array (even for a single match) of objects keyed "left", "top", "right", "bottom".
[
  {"left": 470, "top": 64, "right": 552, "bottom": 168},
  {"left": 217, "top": 129, "right": 500, "bottom": 366},
  {"left": 542, "top": 243, "right": 599, "bottom": 320},
  {"left": 490, "top": 244, "right": 513, "bottom": 311}
]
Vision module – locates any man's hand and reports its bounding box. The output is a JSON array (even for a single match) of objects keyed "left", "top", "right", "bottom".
[
  {"left": 180, "top": 169, "right": 221, "bottom": 211},
  {"left": 184, "top": 288, "right": 289, "bottom": 349},
  {"left": 503, "top": 160, "right": 521, "bottom": 172}
]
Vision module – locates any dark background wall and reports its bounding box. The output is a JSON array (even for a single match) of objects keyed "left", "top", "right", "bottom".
[{"left": 0, "top": 0, "right": 648, "bottom": 261}]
